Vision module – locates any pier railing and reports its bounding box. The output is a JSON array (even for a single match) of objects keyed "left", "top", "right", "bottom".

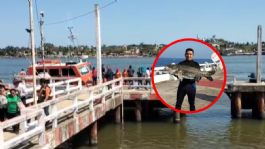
[
  {"left": 1, "top": 77, "right": 154, "bottom": 148},
  {"left": 0, "top": 109, "right": 45, "bottom": 149},
  {"left": 25, "top": 77, "right": 82, "bottom": 104},
  {"left": 122, "top": 77, "right": 151, "bottom": 88}
]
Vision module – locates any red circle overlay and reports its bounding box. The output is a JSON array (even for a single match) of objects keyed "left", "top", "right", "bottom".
[{"left": 151, "top": 38, "right": 227, "bottom": 114}]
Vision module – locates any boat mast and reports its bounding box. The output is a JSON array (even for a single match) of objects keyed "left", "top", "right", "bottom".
[
  {"left": 95, "top": 4, "right": 102, "bottom": 84},
  {"left": 28, "top": 0, "right": 37, "bottom": 105}
]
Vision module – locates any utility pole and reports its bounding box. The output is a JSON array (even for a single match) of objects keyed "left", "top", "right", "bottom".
[
  {"left": 40, "top": 11, "right": 45, "bottom": 62},
  {"left": 39, "top": 11, "right": 45, "bottom": 72},
  {"left": 68, "top": 26, "right": 76, "bottom": 46},
  {"left": 256, "top": 25, "right": 262, "bottom": 83},
  {"left": 95, "top": 4, "right": 102, "bottom": 84},
  {"left": 28, "top": 0, "right": 37, "bottom": 105}
]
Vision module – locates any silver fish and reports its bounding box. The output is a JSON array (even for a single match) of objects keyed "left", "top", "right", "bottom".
[{"left": 165, "top": 64, "right": 216, "bottom": 81}]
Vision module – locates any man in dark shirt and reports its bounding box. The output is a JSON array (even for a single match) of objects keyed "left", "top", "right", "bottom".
[{"left": 175, "top": 48, "right": 200, "bottom": 111}]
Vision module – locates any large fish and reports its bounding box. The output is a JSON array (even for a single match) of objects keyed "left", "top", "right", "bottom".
[{"left": 164, "top": 64, "right": 216, "bottom": 81}]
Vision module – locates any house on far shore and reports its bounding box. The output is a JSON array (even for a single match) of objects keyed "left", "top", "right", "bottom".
[{"left": 212, "top": 43, "right": 220, "bottom": 50}]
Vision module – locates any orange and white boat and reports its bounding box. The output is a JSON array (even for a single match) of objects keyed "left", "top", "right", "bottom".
[{"left": 16, "top": 59, "right": 93, "bottom": 85}]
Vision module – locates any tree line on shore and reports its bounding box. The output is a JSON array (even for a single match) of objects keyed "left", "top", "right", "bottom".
[
  {"left": 0, "top": 43, "right": 164, "bottom": 57},
  {"left": 0, "top": 38, "right": 263, "bottom": 57}
]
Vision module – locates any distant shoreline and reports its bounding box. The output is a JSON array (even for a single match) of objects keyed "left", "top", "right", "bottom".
[
  {"left": 0, "top": 55, "right": 155, "bottom": 59},
  {"left": 0, "top": 54, "right": 262, "bottom": 58}
]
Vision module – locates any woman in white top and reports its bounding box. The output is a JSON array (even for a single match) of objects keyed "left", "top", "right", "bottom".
[{"left": 0, "top": 84, "right": 7, "bottom": 121}]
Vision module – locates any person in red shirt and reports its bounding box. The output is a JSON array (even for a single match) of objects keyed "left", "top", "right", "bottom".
[
  {"left": 122, "top": 69, "right": 128, "bottom": 85},
  {"left": 92, "top": 67, "right": 97, "bottom": 85}
]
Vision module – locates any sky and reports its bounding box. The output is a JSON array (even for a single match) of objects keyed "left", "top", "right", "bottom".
[
  {"left": 160, "top": 41, "right": 212, "bottom": 59},
  {"left": 1, "top": 0, "right": 265, "bottom": 48}
]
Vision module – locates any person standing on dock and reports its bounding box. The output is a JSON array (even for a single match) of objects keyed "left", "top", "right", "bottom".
[
  {"left": 37, "top": 78, "right": 52, "bottom": 116},
  {"left": 6, "top": 88, "right": 25, "bottom": 132},
  {"left": 92, "top": 67, "right": 97, "bottom": 85},
  {"left": 128, "top": 65, "right": 135, "bottom": 85},
  {"left": 145, "top": 67, "right": 151, "bottom": 85},
  {"left": 122, "top": 69, "right": 128, "bottom": 85},
  {"left": 175, "top": 48, "right": 201, "bottom": 111},
  {"left": 13, "top": 79, "right": 29, "bottom": 106},
  {"left": 0, "top": 84, "right": 7, "bottom": 122}
]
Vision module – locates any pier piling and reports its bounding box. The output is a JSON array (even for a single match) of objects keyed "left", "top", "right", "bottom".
[
  {"left": 231, "top": 92, "right": 242, "bottom": 118},
  {"left": 90, "top": 122, "right": 98, "bottom": 145},
  {"left": 135, "top": 101, "right": 142, "bottom": 122},
  {"left": 173, "top": 112, "right": 181, "bottom": 123},
  {"left": 115, "top": 105, "right": 122, "bottom": 123},
  {"left": 256, "top": 93, "right": 265, "bottom": 119}
]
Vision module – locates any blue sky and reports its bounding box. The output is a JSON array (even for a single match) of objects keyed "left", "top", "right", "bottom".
[
  {"left": 0, "top": 0, "right": 265, "bottom": 48},
  {"left": 160, "top": 41, "right": 212, "bottom": 59}
]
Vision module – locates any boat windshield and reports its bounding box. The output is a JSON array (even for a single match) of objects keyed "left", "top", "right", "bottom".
[{"left": 79, "top": 66, "right": 90, "bottom": 75}]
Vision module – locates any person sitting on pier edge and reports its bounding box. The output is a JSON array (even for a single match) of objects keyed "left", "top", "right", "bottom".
[
  {"left": 6, "top": 88, "right": 25, "bottom": 132},
  {"left": 37, "top": 78, "right": 52, "bottom": 116},
  {"left": 92, "top": 67, "right": 97, "bottom": 86},
  {"left": 0, "top": 84, "right": 7, "bottom": 122},
  {"left": 175, "top": 48, "right": 201, "bottom": 112}
]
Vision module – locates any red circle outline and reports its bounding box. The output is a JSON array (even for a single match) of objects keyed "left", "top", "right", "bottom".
[{"left": 151, "top": 38, "right": 227, "bottom": 114}]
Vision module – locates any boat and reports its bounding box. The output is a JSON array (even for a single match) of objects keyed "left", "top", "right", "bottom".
[{"left": 16, "top": 58, "right": 93, "bottom": 85}]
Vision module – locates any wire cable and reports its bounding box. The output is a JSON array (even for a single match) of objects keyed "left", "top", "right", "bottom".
[{"left": 46, "top": 0, "right": 117, "bottom": 26}]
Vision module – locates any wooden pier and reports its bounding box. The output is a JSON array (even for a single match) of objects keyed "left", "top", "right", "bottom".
[
  {"left": 225, "top": 25, "right": 264, "bottom": 119},
  {"left": 0, "top": 77, "right": 164, "bottom": 149},
  {"left": 225, "top": 82, "right": 265, "bottom": 119}
]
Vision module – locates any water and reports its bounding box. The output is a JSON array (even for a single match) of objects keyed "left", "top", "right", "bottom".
[
  {"left": 156, "top": 58, "right": 213, "bottom": 67},
  {"left": 1, "top": 55, "right": 265, "bottom": 148}
]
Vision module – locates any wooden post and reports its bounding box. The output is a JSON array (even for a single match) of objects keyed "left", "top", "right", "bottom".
[
  {"left": 231, "top": 92, "right": 242, "bottom": 118},
  {"left": 135, "top": 101, "right": 142, "bottom": 122},
  {"left": 256, "top": 25, "right": 262, "bottom": 83},
  {"left": 90, "top": 122, "right": 98, "bottom": 145},
  {"left": 256, "top": 92, "right": 265, "bottom": 119},
  {"left": 115, "top": 105, "right": 121, "bottom": 123}
]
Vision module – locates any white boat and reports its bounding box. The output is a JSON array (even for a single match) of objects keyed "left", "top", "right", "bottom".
[{"left": 154, "top": 53, "right": 222, "bottom": 83}]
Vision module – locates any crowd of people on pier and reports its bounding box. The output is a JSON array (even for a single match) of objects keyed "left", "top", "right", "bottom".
[
  {"left": 0, "top": 78, "right": 52, "bottom": 132},
  {"left": 92, "top": 64, "right": 152, "bottom": 86}
]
